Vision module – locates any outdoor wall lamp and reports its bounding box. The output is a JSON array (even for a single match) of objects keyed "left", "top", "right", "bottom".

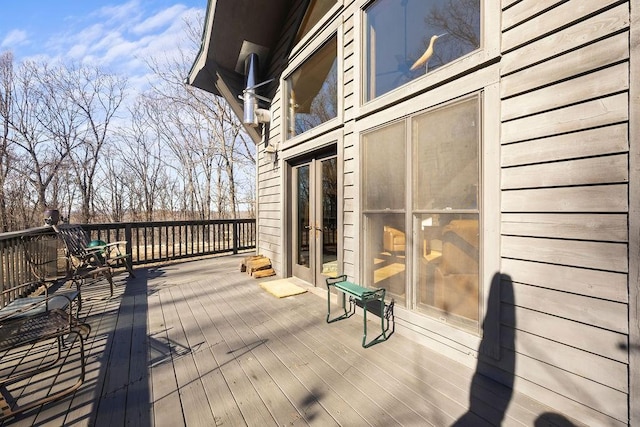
[{"left": 264, "top": 142, "right": 278, "bottom": 163}]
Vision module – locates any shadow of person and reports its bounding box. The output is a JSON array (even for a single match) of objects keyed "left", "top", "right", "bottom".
[
  {"left": 534, "top": 412, "right": 576, "bottom": 426},
  {"left": 452, "top": 272, "right": 515, "bottom": 426}
]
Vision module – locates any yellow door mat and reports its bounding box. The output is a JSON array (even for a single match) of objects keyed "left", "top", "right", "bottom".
[{"left": 260, "top": 279, "right": 307, "bottom": 298}]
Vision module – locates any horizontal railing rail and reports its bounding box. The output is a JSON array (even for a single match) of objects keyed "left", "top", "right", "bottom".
[{"left": 1, "top": 219, "right": 256, "bottom": 306}]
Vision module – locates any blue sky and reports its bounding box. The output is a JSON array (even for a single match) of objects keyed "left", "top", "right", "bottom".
[{"left": 0, "top": 0, "right": 206, "bottom": 90}]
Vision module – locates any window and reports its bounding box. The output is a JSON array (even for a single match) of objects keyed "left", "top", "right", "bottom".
[
  {"left": 286, "top": 36, "right": 338, "bottom": 139},
  {"left": 413, "top": 97, "right": 480, "bottom": 329},
  {"left": 364, "top": 0, "right": 481, "bottom": 101},
  {"left": 362, "top": 95, "right": 481, "bottom": 331},
  {"left": 362, "top": 121, "right": 407, "bottom": 304},
  {"left": 295, "top": 0, "right": 338, "bottom": 44}
]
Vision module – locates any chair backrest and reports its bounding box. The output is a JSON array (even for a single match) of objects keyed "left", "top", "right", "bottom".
[{"left": 53, "top": 224, "right": 91, "bottom": 258}]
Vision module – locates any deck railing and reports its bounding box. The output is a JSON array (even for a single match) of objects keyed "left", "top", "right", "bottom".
[{"left": 0, "top": 219, "right": 256, "bottom": 306}]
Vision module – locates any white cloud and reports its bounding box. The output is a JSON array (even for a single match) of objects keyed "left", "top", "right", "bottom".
[
  {"left": 133, "top": 4, "right": 188, "bottom": 35},
  {"left": 1, "top": 29, "right": 29, "bottom": 49}
]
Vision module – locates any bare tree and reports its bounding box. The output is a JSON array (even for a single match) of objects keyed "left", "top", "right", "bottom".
[
  {"left": 8, "top": 60, "right": 78, "bottom": 218},
  {"left": 0, "top": 51, "right": 14, "bottom": 231},
  {"left": 143, "top": 13, "right": 256, "bottom": 220},
  {"left": 59, "top": 64, "right": 127, "bottom": 223}
]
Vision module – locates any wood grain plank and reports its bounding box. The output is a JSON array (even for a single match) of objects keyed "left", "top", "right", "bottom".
[
  {"left": 512, "top": 281, "right": 627, "bottom": 333},
  {"left": 502, "top": 93, "right": 628, "bottom": 144},
  {"left": 501, "top": 184, "right": 628, "bottom": 213},
  {"left": 147, "top": 286, "right": 185, "bottom": 427},
  {"left": 505, "top": 326, "right": 628, "bottom": 393},
  {"left": 501, "top": 235, "right": 628, "bottom": 272},
  {"left": 214, "top": 277, "right": 370, "bottom": 426},
  {"left": 501, "top": 154, "right": 628, "bottom": 190},
  {"left": 502, "top": 0, "right": 620, "bottom": 52},
  {"left": 501, "top": 124, "right": 628, "bottom": 167},
  {"left": 501, "top": 32, "right": 629, "bottom": 98},
  {"left": 502, "top": 62, "right": 629, "bottom": 121},
  {"left": 194, "top": 281, "right": 311, "bottom": 426},
  {"left": 502, "top": 0, "right": 565, "bottom": 31},
  {"left": 502, "top": 304, "right": 627, "bottom": 363},
  {"left": 166, "top": 286, "right": 217, "bottom": 426},
  {"left": 502, "top": 213, "right": 627, "bottom": 241},
  {"left": 177, "top": 283, "right": 247, "bottom": 427},
  {"left": 501, "top": 258, "right": 628, "bottom": 303}
]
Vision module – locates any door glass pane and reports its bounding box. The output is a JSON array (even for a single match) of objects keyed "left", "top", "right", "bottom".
[
  {"left": 364, "top": 0, "right": 481, "bottom": 101},
  {"left": 297, "top": 165, "right": 310, "bottom": 268},
  {"left": 321, "top": 158, "right": 339, "bottom": 277},
  {"left": 286, "top": 36, "right": 338, "bottom": 138}
]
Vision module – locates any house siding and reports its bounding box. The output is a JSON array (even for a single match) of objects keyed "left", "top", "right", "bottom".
[
  {"left": 253, "top": 0, "right": 634, "bottom": 424},
  {"left": 499, "top": 0, "right": 630, "bottom": 425}
]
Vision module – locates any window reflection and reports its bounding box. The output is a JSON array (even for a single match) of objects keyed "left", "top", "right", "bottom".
[
  {"left": 286, "top": 36, "right": 338, "bottom": 139},
  {"left": 364, "top": 0, "right": 481, "bottom": 101},
  {"left": 295, "top": 0, "right": 337, "bottom": 44}
]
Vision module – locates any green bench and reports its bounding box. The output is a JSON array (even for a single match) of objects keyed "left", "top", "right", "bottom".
[{"left": 326, "top": 275, "right": 391, "bottom": 348}]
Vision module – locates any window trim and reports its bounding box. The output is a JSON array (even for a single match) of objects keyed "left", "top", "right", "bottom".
[
  {"left": 281, "top": 19, "right": 344, "bottom": 148},
  {"left": 353, "top": 0, "right": 500, "bottom": 118}
]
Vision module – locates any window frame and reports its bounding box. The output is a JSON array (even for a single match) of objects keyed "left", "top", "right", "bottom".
[
  {"left": 281, "top": 16, "right": 344, "bottom": 148},
  {"left": 353, "top": 0, "right": 500, "bottom": 118},
  {"left": 356, "top": 71, "right": 501, "bottom": 347}
]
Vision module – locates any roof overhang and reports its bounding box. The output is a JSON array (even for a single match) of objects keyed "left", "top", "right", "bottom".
[{"left": 187, "top": 0, "right": 295, "bottom": 143}]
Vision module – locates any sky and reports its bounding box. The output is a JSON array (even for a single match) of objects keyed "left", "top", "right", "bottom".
[{"left": 0, "top": 0, "right": 206, "bottom": 91}]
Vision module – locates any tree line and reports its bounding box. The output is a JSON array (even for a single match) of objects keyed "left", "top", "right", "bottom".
[{"left": 0, "top": 20, "right": 255, "bottom": 232}]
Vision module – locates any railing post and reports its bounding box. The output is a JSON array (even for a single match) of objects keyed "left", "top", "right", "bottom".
[
  {"left": 233, "top": 220, "right": 239, "bottom": 254},
  {"left": 125, "top": 223, "right": 133, "bottom": 266}
]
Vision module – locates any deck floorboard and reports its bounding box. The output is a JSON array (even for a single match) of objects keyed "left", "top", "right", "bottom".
[{"left": 0, "top": 254, "right": 578, "bottom": 426}]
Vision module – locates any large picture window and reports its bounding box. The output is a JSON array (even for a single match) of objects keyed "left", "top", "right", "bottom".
[
  {"left": 286, "top": 36, "right": 338, "bottom": 139},
  {"left": 364, "top": 0, "right": 481, "bottom": 101},
  {"left": 362, "top": 96, "right": 481, "bottom": 331}
]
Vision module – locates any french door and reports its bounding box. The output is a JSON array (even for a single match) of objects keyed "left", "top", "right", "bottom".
[{"left": 291, "top": 155, "right": 338, "bottom": 286}]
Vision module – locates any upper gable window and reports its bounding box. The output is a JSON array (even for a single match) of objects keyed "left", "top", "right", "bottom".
[
  {"left": 364, "top": 0, "right": 481, "bottom": 101},
  {"left": 295, "top": 0, "right": 338, "bottom": 44},
  {"left": 286, "top": 35, "right": 338, "bottom": 139}
]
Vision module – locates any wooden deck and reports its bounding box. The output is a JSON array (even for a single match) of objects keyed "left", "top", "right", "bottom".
[{"left": 1, "top": 254, "right": 579, "bottom": 426}]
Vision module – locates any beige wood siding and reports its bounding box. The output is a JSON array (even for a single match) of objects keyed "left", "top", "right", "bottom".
[{"left": 500, "top": 0, "right": 630, "bottom": 425}]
